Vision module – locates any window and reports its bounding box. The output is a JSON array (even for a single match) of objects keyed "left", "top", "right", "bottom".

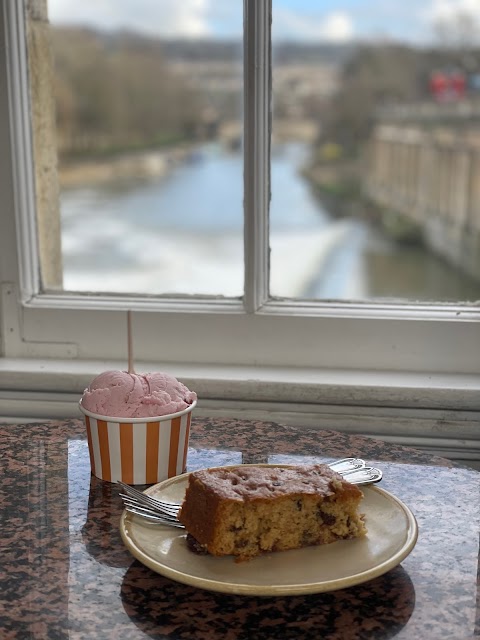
[
  {"left": 49, "top": 9, "right": 245, "bottom": 297},
  {"left": 1, "top": 1, "right": 480, "bottom": 420}
]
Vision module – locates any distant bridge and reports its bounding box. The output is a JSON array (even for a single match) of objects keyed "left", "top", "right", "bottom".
[{"left": 216, "top": 118, "right": 318, "bottom": 148}]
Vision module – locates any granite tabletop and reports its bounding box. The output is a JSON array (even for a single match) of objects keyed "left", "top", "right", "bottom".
[{"left": 0, "top": 417, "right": 479, "bottom": 639}]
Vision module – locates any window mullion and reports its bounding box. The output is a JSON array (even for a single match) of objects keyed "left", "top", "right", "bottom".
[
  {"left": 3, "top": 1, "right": 40, "bottom": 302},
  {"left": 243, "top": 0, "right": 271, "bottom": 313}
]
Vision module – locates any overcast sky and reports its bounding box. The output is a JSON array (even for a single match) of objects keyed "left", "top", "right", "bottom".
[{"left": 47, "top": 0, "right": 480, "bottom": 44}]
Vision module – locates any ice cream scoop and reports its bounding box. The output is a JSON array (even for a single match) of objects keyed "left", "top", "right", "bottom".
[{"left": 81, "top": 370, "right": 197, "bottom": 419}]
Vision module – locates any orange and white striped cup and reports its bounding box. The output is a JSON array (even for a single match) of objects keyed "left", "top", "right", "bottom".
[{"left": 79, "top": 400, "right": 196, "bottom": 485}]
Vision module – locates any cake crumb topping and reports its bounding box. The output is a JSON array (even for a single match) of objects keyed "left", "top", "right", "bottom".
[{"left": 191, "top": 464, "right": 350, "bottom": 501}]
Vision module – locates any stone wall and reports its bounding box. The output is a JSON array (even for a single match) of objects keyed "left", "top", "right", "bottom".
[
  {"left": 26, "top": 0, "right": 63, "bottom": 289},
  {"left": 366, "top": 118, "right": 480, "bottom": 281}
]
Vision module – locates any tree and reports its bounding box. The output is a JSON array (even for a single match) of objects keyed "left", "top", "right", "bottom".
[
  {"left": 320, "top": 45, "right": 424, "bottom": 153},
  {"left": 51, "top": 27, "right": 204, "bottom": 155}
]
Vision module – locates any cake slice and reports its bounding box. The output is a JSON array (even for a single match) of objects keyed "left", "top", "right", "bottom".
[{"left": 178, "top": 464, "right": 366, "bottom": 561}]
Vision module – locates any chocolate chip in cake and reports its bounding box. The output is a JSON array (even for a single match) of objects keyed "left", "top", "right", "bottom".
[
  {"left": 236, "top": 539, "right": 248, "bottom": 549},
  {"left": 186, "top": 533, "right": 209, "bottom": 555},
  {"left": 318, "top": 510, "right": 336, "bottom": 525},
  {"left": 302, "top": 531, "right": 316, "bottom": 545}
]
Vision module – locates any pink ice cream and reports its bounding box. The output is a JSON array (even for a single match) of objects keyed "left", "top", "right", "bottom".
[{"left": 81, "top": 370, "right": 197, "bottom": 418}]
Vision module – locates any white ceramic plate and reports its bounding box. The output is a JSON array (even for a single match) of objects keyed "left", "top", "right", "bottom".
[{"left": 120, "top": 465, "right": 418, "bottom": 596}]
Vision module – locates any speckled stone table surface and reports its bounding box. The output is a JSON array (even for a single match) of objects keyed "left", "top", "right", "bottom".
[{"left": 1, "top": 417, "right": 479, "bottom": 639}]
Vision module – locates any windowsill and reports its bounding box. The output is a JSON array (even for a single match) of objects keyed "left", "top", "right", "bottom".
[
  {"left": 1, "top": 357, "right": 479, "bottom": 465},
  {"left": 1, "top": 356, "right": 480, "bottom": 408}
]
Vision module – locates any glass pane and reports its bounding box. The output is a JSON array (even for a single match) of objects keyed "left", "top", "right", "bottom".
[
  {"left": 271, "top": 1, "right": 480, "bottom": 303},
  {"left": 30, "top": 2, "right": 243, "bottom": 296}
]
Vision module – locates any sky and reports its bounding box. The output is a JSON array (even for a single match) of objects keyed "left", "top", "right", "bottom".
[{"left": 48, "top": 0, "right": 480, "bottom": 44}]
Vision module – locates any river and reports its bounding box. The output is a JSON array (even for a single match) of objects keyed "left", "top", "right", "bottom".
[{"left": 60, "top": 142, "right": 480, "bottom": 303}]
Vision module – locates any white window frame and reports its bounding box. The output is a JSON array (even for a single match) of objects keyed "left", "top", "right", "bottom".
[{"left": 1, "top": 0, "right": 480, "bottom": 450}]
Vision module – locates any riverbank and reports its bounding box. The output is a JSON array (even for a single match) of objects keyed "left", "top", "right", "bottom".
[
  {"left": 304, "top": 159, "right": 424, "bottom": 245},
  {"left": 58, "top": 144, "right": 197, "bottom": 188}
]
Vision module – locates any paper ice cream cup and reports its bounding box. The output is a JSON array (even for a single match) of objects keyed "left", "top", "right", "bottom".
[{"left": 79, "top": 400, "right": 196, "bottom": 485}]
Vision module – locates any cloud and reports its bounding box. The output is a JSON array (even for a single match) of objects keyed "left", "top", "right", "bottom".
[
  {"left": 48, "top": 0, "right": 212, "bottom": 38},
  {"left": 273, "top": 9, "right": 355, "bottom": 43},
  {"left": 425, "top": 0, "right": 480, "bottom": 23},
  {"left": 321, "top": 12, "right": 355, "bottom": 42},
  {"left": 48, "top": 1, "right": 356, "bottom": 42},
  {"left": 420, "top": 0, "right": 480, "bottom": 42}
]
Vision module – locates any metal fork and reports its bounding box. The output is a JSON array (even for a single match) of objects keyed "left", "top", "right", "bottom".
[{"left": 119, "top": 458, "right": 382, "bottom": 526}]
